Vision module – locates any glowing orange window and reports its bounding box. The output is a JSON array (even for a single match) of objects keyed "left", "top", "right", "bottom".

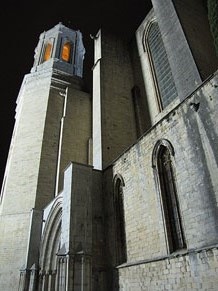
[
  {"left": 61, "top": 42, "right": 71, "bottom": 62},
  {"left": 43, "top": 43, "right": 52, "bottom": 62}
]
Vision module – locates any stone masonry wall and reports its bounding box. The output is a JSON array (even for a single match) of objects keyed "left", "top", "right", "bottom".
[
  {"left": 173, "top": 0, "right": 218, "bottom": 80},
  {"left": 100, "top": 30, "right": 137, "bottom": 168},
  {"left": 105, "top": 72, "right": 218, "bottom": 289},
  {"left": 58, "top": 86, "right": 91, "bottom": 192},
  {"left": 0, "top": 70, "right": 57, "bottom": 290},
  {"left": 118, "top": 247, "right": 218, "bottom": 290}
]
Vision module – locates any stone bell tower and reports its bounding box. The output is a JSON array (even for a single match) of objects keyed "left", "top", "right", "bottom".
[{"left": 0, "top": 23, "right": 91, "bottom": 290}]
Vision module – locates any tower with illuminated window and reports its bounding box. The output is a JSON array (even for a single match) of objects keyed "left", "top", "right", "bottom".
[
  {"left": 1, "top": 2, "right": 218, "bottom": 290},
  {"left": 0, "top": 23, "right": 91, "bottom": 290}
]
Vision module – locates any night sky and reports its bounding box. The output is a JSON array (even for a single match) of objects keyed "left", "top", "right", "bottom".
[{"left": 0, "top": 0, "right": 151, "bottom": 188}]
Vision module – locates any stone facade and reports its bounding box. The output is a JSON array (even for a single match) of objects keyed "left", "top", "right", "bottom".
[
  {"left": 118, "top": 248, "right": 218, "bottom": 290},
  {"left": 0, "top": 24, "right": 91, "bottom": 290},
  {"left": 104, "top": 73, "right": 218, "bottom": 290},
  {"left": 1, "top": 1, "right": 218, "bottom": 290}
]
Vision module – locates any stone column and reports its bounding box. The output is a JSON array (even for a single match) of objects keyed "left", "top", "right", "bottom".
[
  {"left": 29, "top": 264, "right": 38, "bottom": 291},
  {"left": 18, "top": 268, "right": 30, "bottom": 291},
  {"left": 56, "top": 256, "right": 67, "bottom": 290},
  {"left": 41, "top": 272, "right": 49, "bottom": 291}
]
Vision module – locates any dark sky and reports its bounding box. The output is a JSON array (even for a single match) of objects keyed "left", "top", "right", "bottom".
[{"left": 0, "top": 0, "right": 151, "bottom": 187}]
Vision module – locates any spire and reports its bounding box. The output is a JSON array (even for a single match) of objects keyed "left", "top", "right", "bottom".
[{"left": 31, "top": 23, "right": 85, "bottom": 77}]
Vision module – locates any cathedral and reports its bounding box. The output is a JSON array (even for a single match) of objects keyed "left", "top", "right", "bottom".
[{"left": 1, "top": 0, "right": 218, "bottom": 290}]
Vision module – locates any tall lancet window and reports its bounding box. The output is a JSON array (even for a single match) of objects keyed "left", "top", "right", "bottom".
[
  {"left": 113, "top": 175, "right": 127, "bottom": 265},
  {"left": 43, "top": 42, "right": 52, "bottom": 62},
  {"left": 146, "top": 21, "right": 177, "bottom": 110},
  {"left": 153, "top": 140, "right": 186, "bottom": 253},
  {"left": 61, "top": 42, "right": 72, "bottom": 63}
]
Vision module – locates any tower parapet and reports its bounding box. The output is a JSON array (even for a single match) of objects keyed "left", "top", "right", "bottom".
[{"left": 31, "top": 22, "right": 85, "bottom": 77}]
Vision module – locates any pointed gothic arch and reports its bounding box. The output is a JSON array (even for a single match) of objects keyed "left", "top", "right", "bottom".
[
  {"left": 39, "top": 195, "right": 63, "bottom": 290},
  {"left": 113, "top": 174, "right": 127, "bottom": 265},
  {"left": 143, "top": 20, "right": 178, "bottom": 110},
  {"left": 152, "top": 139, "right": 186, "bottom": 254}
]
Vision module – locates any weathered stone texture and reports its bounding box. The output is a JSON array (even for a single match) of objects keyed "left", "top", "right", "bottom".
[
  {"left": 1, "top": 6, "right": 218, "bottom": 290},
  {"left": 151, "top": 0, "right": 202, "bottom": 100},
  {"left": 173, "top": 0, "right": 218, "bottom": 80},
  {"left": 106, "top": 72, "right": 218, "bottom": 289},
  {"left": 1, "top": 71, "right": 52, "bottom": 213},
  {"left": 58, "top": 87, "right": 91, "bottom": 192},
  {"left": 0, "top": 212, "right": 31, "bottom": 290},
  {"left": 0, "top": 70, "right": 91, "bottom": 290},
  {"left": 118, "top": 248, "right": 218, "bottom": 290},
  {"left": 93, "top": 30, "right": 137, "bottom": 169}
]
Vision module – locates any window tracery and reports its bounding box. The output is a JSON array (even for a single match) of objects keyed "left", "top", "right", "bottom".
[{"left": 145, "top": 21, "right": 178, "bottom": 110}]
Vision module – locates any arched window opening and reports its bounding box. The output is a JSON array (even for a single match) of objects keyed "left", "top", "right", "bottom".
[
  {"left": 43, "top": 42, "right": 52, "bottom": 62},
  {"left": 155, "top": 144, "right": 186, "bottom": 253},
  {"left": 61, "top": 42, "right": 72, "bottom": 63},
  {"left": 114, "top": 175, "right": 127, "bottom": 265},
  {"left": 146, "top": 22, "right": 177, "bottom": 110}
]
